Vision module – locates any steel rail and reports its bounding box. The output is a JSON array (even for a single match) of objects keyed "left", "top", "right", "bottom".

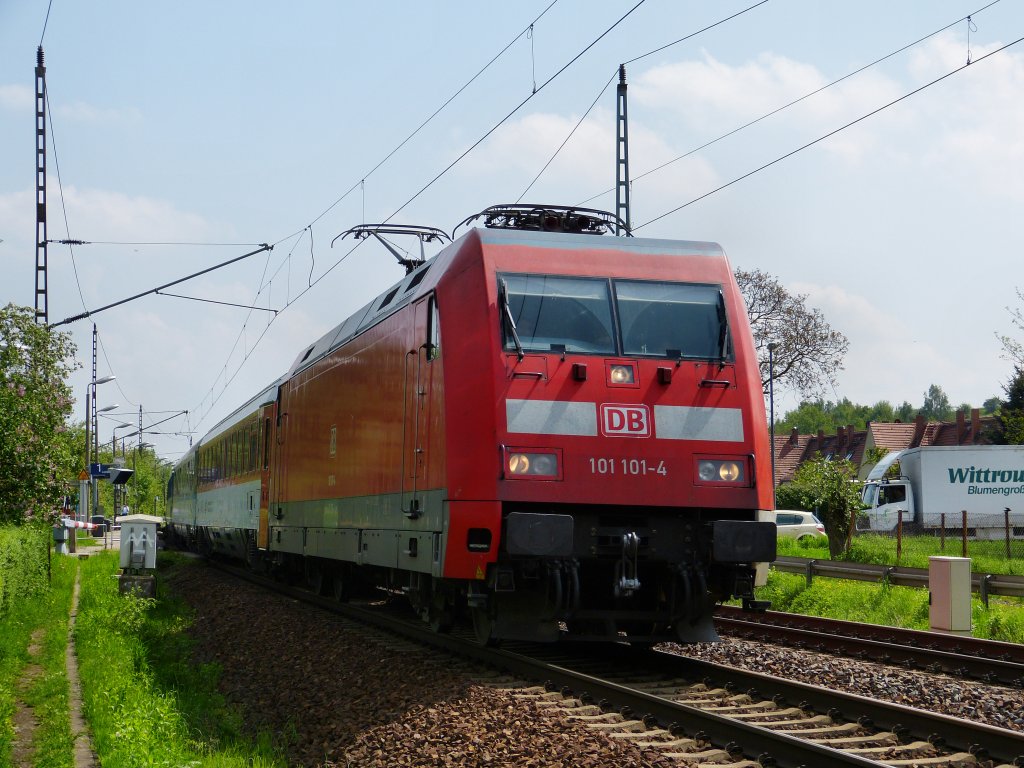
[{"left": 716, "top": 605, "right": 1024, "bottom": 686}]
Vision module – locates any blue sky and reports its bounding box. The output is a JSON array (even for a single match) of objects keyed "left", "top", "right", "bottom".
[{"left": 2, "top": 0, "right": 1023, "bottom": 462}]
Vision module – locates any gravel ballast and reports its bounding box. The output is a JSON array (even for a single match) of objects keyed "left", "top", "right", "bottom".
[
  {"left": 165, "top": 562, "right": 670, "bottom": 767},
  {"left": 165, "top": 560, "right": 1022, "bottom": 766}
]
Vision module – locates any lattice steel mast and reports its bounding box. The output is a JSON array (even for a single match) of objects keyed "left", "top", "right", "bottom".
[
  {"left": 615, "top": 64, "right": 631, "bottom": 236},
  {"left": 35, "top": 46, "right": 48, "bottom": 324}
]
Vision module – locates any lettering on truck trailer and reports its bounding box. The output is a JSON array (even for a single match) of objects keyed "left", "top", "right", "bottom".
[
  {"left": 947, "top": 465, "right": 1024, "bottom": 496},
  {"left": 947, "top": 466, "right": 1024, "bottom": 484}
]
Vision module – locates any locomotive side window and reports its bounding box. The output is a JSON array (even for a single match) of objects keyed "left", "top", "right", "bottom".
[
  {"left": 615, "top": 280, "right": 730, "bottom": 360},
  {"left": 500, "top": 274, "right": 615, "bottom": 354}
]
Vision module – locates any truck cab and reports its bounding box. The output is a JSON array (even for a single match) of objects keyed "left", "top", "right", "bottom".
[
  {"left": 859, "top": 450, "right": 914, "bottom": 531},
  {"left": 860, "top": 478, "right": 913, "bottom": 531}
]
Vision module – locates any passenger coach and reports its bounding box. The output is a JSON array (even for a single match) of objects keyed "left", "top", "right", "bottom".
[{"left": 168, "top": 206, "right": 776, "bottom": 644}]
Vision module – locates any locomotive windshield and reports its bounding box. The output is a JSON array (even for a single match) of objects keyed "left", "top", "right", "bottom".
[
  {"left": 616, "top": 281, "right": 726, "bottom": 359},
  {"left": 500, "top": 273, "right": 730, "bottom": 359},
  {"left": 501, "top": 275, "right": 616, "bottom": 354}
]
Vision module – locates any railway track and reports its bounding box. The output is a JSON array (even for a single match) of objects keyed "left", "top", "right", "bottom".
[
  {"left": 207, "top": 560, "right": 1024, "bottom": 767},
  {"left": 715, "top": 605, "right": 1024, "bottom": 688}
]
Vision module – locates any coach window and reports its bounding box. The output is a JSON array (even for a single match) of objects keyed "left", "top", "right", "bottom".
[
  {"left": 500, "top": 274, "right": 615, "bottom": 355},
  {"left": 263, "top": 418, "right": 271, "bottom": 470}
]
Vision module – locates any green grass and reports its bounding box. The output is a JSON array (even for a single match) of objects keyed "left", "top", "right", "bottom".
[
  {"left": 845, "top": 533, "right": 1024, "bottom": 575},
  {"left": 771, "top": 533, "right": 1024, "bottom": 641},
  {"left": 74, "top": 551, "right": 284, "bottom": 768},
  {"left": 0, "top": 552, "right": 76, "bottom": 768},
  {"left": 757, "top": 570, "right": 1024, "bottom": 643}
]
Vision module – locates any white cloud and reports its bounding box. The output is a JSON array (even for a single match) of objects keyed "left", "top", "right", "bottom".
[
  {"left": 0, "top": 84, "right": 33, "bottom": 112},
  {"left": 55, "top": 101, "right": 142, "bottom": 124},
  {"left": 456, "top": 108, "right": 721, "bottom": 214},
  {"left": 909, "top": 35, "right": 1024, "bottom": 199},
  {"left": 50, "top": 186, "right": 217, "bottom": 242},
  {"left": 789, "top": 281, "right": 1006, "bottom": 410},
  {"left": 633, "top": 50, "right": 908, "bottom": 166}
]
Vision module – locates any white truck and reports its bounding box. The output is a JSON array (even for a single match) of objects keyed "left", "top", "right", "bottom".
[{"left": 860, "top": 445, "right": 1024, "bottom": 535}]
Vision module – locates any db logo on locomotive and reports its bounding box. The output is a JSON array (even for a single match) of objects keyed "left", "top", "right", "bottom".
[{"left": 600, "top": 403, "right": 651, "bottom": 438}]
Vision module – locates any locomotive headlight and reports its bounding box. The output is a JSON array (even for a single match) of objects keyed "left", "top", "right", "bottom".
[
  {"left": 508, "top": 454, "right": 531, "bottom": 474},
  {"left": 532, "top": 453, "right": 557, "bottom": 476},
  {"left": 718, "top": 461, "right": 741, "bottom": 482},
  {"left": 609, "top": 365, "right": 635, "bottom": 385},
  {"left": 695, "top": 457, "right": 747, "bottom": 485},
  {"left": 504, "top": 449, "right": 561, "bottom": 479}
]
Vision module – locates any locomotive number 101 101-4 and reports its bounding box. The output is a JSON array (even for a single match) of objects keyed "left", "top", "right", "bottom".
[{"left": 588, "top": 457, "right": 668, "bottom": 477}]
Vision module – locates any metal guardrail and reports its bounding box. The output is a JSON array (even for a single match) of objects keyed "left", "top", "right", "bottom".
[{"left": 773, "top": 556, "right": 1024, "bottom": 602}]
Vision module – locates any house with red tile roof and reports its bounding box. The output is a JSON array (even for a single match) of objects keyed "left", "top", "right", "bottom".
[{"left": 772, "top": 409, "right": 995, "bottom": 488}]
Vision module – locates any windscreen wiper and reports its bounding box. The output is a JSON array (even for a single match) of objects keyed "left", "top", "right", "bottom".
[
  {"left": 499, "top": 278, "right": 525, "bottom": 361},
  {"left": 717, "top": 290, "right": 731, "bottom": 361}
]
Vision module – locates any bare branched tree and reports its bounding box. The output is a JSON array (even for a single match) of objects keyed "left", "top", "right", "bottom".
[
  {"left": 997, "top": 287, "right": 1024, "bottom": 365},
  {"left": 735, "top": 268, "right": 849, "bottom": 398}
]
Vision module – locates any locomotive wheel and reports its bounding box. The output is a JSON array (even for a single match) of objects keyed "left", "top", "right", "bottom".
[
  {"left": 305, "top": 559, "right": 330, "bottom": 596},
  {"left": 427, "top": 588, "right": 453, "bottom": 634},
  {"left": 332, "top": 568, "right": 349, "bottom": 602},
  {"left": 470, "top": 607, "right": 499, "bottom": 647}
]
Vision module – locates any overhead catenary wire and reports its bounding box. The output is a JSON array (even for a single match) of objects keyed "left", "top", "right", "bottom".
[
  {"left": 516, "top": 69, "right": 619, "bottom": 203},
  {"left": 634, "top": 33, "right": 1024, "bottom": 231},
  {"left": 272, "top": 0, "right": 563, "bottom": 247},
  {"left": 380, "top": 0, "right": 649, "bottom": 226},
  {"left": 44, "top": 91, "right": 89, "bottom": 316},
  {"left": 517, "top": 0, "right": 771, "bottom": 204},
  {"left": 39, "top": 0, "right": 54, "bottom": 45},
  {"left": 576, "top": 0, "right": 1003, "bottom": 208},
  {"left": 185, "top": 3, "right": 570, "bottom": 432},
  {"left": 49, "top": 240, "right": 267, "bottom": 247},
  {"left": 189, "top": 3, "right": 652, "bottom": 433},
  {"left": 49, "top": 244, "right": 272, "bottom": 327}
]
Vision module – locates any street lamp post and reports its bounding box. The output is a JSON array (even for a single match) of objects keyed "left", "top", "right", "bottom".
[
  {"left": 110, "top": 423, "right": 132, "bottom": 520},
  {"left": 82, "top": 374, "right": 116, "bottom": 521},
  {"left": 768, "top": 342, "right": 778, "bottom": 508},
  {"left": 133, "top": 442, "right": 155, "bottom": 514}
]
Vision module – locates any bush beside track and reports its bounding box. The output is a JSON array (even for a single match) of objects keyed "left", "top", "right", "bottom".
[{"left": 0, "top": 524, "right": 49, "bottom": 617}]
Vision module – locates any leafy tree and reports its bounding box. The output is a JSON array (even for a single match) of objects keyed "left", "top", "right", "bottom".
[
  {"left": 993, "top": 367, "right": 1024, "bottom": 445},
  {"left": 774, "top": 455, "right": 862, "bottom": 558},
  {"left": 919, "top": 384, "right": 953, "bottom": 421},
  {"left": 895, "top": 401, "right": 916, "bottom": 422},
  {"left": 983, "top": 396, "right": 1001, "bottom": 415},
  {"left": 861, "top": 445, "right": 900, "bottom": 479},
  {"left": 94, "top": 443, "right": 170, "bottom": 517},
  {"left": 0, "top": 304, "right": 79, "bottom": 524},
  {"left": 777, "top": 398, "right": 899, "bottom": 433},
  {"left": 776, "top": 399, "right": 835, "bottom": 434},
  {"left": 735, "top": 268, "right": 849, "bottom": 399}
]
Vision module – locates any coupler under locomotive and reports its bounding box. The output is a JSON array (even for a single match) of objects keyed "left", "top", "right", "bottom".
[{"left": 464, "top": 509, "right": 776, "bottom": 644}]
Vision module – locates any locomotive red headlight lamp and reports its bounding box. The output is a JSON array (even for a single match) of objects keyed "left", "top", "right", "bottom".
[
  {"left": 695, "top": 457, "right": 747, "bottom": 485},
  {"left": 504, "top": 448, "right": 561, "bottom": 479}
]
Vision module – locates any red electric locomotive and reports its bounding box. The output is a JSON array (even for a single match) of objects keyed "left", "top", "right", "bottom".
[{"left": 168, "top": 205, "right": 776, "bottom": 644}]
